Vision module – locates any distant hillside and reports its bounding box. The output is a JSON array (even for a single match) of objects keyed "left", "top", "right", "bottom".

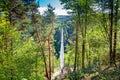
[{"left": 55, "top": 15, "right": 72, "bottom": 23}]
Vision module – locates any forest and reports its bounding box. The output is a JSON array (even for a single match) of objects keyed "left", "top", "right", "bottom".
[{"left": 0, "top": 0, "right": 120, "bottom": 80}]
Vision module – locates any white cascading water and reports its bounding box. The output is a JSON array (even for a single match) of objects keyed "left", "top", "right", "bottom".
[{"left": 60, "top": 27, "right": 64, "bottom": 71}]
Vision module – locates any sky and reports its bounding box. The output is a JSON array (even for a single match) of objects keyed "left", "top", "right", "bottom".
[{"left": 35, "top": 0, "right": 69, "bottom": 15}]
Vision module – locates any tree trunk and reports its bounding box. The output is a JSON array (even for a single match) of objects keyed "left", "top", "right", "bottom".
[
  {"left": 32, "top": 13, "right": 49, "bottom": 80},
  {"left": 82, "top": 0, "right": 87, "bottom": 69},
  {"left": 48, "top": 37, "right": 51, "bottom": 80},
  {"left": 32, "top": 14, "right": 41, "bottom": 44},
  {"left": 41, "top": 47, "right": 49, "bottom": 80},
  {"left": 82, "top": 20, "right": 85, "bottom": 69},
  {"left": 74, "top": 19, "right": 79, "bottom": 72},
  {"left": 51, "top": 37, "right": 54, "bottom": 73},
  {"left": 9, "top": 0, "right": 14, "bottom": 79},
  {"left": 51, "top": 22, "right": 54, "bottom": 73},
  {"left": 113, "top": 0, "right": 119, "bottom": 66},
  {"left": 109, "top": 0, "right": 113, "bottom": 65}
]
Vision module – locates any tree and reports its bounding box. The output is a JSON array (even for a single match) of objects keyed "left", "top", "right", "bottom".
[
  {"left": 113, "top": 0, "right": 119, "bottom": 66},
  {"left": 0, "top": 0, "right": 28, "bottom": 79},
  {"left": 29, "top": 1, "right": 50, "bottom": 79},
  {"left": 44, "top": 4, "right": 55, "bottom": 80},
  {"left": 60, "top": 0, "right": 80, "bottom": 72},
  {"left": 109, "top": 0, "right": 114, "bottom": 65}
]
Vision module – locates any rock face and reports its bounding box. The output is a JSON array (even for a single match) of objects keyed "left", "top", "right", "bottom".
[{"left": 60, "top": 27, "right": 64, "bottom": 70}]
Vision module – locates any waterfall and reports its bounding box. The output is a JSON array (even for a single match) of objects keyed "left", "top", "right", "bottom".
[{"left": 60, "top": 27, "right": 64, "bottom": 70}]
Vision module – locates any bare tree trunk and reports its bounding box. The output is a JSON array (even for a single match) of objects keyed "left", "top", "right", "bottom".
[
  {"left": 48, "top": 37, "right": 51, "bottom": 80},
  {"left": 82, "top": 26, "right": 86, "bottom": 69},
  {"left": 74, "top": 19, "right": 79, "bottom": 72},
  {"left": 109, "top": 0, "right": 113, "bottom": 65},
  {"left": 41, "top": 47, "right": 49, "bottom": 80},
  {"left": 113, "top": 0, "right": 119, "bottom": 66},
  {"left": 32, "top": 14, "right": 41, "bottom": 44},
  {"left": 82, "top": 27, "right": 85, "bottom": 69},
  {"left": 51, "top": 22, "right": 54, "bottom": 73},
  {"left": 82, "top": 0, "right": 87, "bottom": 69},
  {"left": 51, "top": 37, "right": 54, "bottom": 73}
]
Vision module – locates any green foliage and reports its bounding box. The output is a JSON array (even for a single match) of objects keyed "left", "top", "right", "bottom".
[
  {"left": 92, "top": 68, "right": 120, "bottom": 80},
  {"left": 0, "top": 7, "right": 45, "bottom": 80},
  {"left": 67, "top": 70, "right": 85, "bottom": 80},
  {"left": 0, "top": 0, "right": 120, "bottom": 79}
]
